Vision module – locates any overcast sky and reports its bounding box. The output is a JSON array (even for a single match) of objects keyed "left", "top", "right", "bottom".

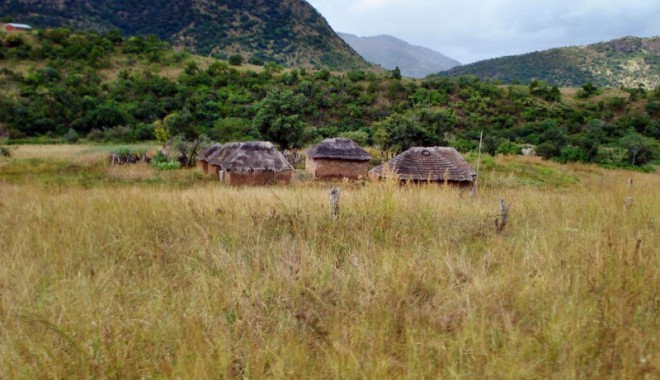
[{"left": 305, "top": 0, "right": 660, "bottom": 64}]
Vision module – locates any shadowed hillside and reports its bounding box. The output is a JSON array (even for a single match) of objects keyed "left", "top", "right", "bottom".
[{"left": 0, "top": 0, "right": 371, "bottom": 70}]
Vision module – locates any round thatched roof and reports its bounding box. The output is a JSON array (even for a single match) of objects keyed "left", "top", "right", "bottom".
[
  {"left": 206, "top": 142, "right": 243, "bottom": 166},
  {"left": 369, "top": 147, "right": 476, "bottom": 182},
  {"left": 306, "top": 138, "right": 371, "bottom": 161},
  {"left": 221, "top": 141, "right": 293, "bottom": 173},
  {"left": 196, "top": 143, "right": 223, "bottom": 161}
]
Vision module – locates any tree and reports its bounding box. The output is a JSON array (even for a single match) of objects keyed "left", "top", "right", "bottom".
[
  {"left": 169, "top": 135, "right": 211, "bottom": 168},
  {"left": 576, "top": 82, "right": 598, "bottom": 99},
  {"left": 372, "top": 110, "right": 444, "bottom": 153},
  {"left": 619, "top": 132, "right": 657, "bottom": 165},
  {"left": 105, "top": 29, "right": 123, "bottom": 45},
  {"left": 153, "top": 120, "right": 169, "bottom": 147},
  {"left": 161, "top": 111, "right": 198, "bottom": 140},
  {"left": 496, "top": 140, "right": 521, "bottom": 155},
  {"left": 252, "top": 89, "right": 306, "bottom": 149},
  {"left": 391, "top": 66, "right": 402, "bottom": 80},
  {"left": 347, "top": 70, "right": 366, "bottom": 82},
  {"left": 529, "top": 80, "right": 561, "bottom": 102},
  {"left": 211, "top": 117, "right": 259, "bottom": 142},
  {"left": 338, "top": 130, "right": 369, "bottom": 146},
  {"left": 646, "top": 100, "right": 659, "bottom": 117},
  {"left": 228, "top": 54, "right": 243, "bottom": 66},
  {"left": 122, "top": 36, "right": 146, "bottom": 54},
  {"left": 263, "top": 62, "right": 283, "bottom": 76}
]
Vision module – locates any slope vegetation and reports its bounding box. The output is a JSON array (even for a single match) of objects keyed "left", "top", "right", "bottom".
[
  {"left": 0, "top": 29, "right": 658, "bottom": 168},
  {"left": 0, "top": 0, "right": 371, "bottom": 70},
  {"left": 438, "top": 37, "right": 660, "bottom": 88}
]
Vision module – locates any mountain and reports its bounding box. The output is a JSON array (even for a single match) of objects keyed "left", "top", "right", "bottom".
[
  {"left": 0, "top": 0, "right": 371, "bottom": 71},
  {"left": 436, "top": 36, "right": 660, "bottom": 88},
  {"left": 339, "top": 33, "right": 460, "bottom": 78}
]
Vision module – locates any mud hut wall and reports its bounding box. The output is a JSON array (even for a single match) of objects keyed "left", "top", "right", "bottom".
[
  {"left": 196, "top": 160, "right": 209, "bottom": 174},
  {"left": 223, "top": 170, "right": 293, "bottom": 186},
  {"left": 306, "top": 158, "right": 369, "bottom": 179},
  {"left": 368, "top": 172, "right": 473, "bottom": 188},
  {"left": 209, "top": 164, "right": 222, "bottom": 178},
  {"left": 305, "top": 156, "right": 318, "bottom": 175},
  {"left": 398, "top": 178, "right": 474, "bottom": 188}
]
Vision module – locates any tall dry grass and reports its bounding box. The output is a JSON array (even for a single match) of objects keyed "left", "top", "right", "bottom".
[{"left": 0, "top": 152, "right": 658, "bottom": 378}]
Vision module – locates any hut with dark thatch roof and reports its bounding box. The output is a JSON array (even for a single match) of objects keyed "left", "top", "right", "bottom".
[
  {"left": 196, "top": 143, "right": 223, "bottom": 174},
  {"left": 218, "top": 141, "right": 294, "bottom": 186},
  {"left": 369, "top": 147, "right": 476, "bottom": 187},
  {"left": 305, "top": 138, "right": 372, "bottom": 179},
  {"left": 206, "top": 142, "right": 243, "bottom": 178}
]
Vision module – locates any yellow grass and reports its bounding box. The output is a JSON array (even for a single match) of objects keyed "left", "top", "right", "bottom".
[
  {"left": 0, "top": 147, "right": 658, "bottom": 378},
  {"left": 9, "top": 144, "right": 104, "bottom": 160}
]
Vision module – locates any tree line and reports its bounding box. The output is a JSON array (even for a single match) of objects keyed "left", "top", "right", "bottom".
[{"left": 0, "top": 28, "right": 658, "bottom": 167}]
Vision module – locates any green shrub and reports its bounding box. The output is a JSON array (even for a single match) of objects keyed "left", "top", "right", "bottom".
[
  {"left": 338, "top": 130, "right": 369, "bottom": 146},
  {"left": 248, "top": 56, "right": 263, "bottom": 66},
  {"left": 536, "top": 141, "right": 560, "bottom": 159},
  {"left": 228, "top": 54, "right": 243, "bottom": 66},
  {"left": 150, "top": 150, "right": 181, "bottom": 170},
  {"left": 151, "top": 161, "right": 181, "bottom": 170},
  {"left": 646, "top": 100, "right": 659, "bottom": 117},
  {"left": 558, "top": 145, "right": 587, "bottom": 163},
  {"left": 495, "top": 140, "right": 522, "bottom": 155},
  {"left": 605, "top": 97, "right": 627, "bottom": 112},
  {"left": 63, "top": 128, "right": 79, "bottom": 143},
  {"left": 150, "top": 150, "right": 170, "bottom": 164},
  {"left": 450, "top": 139, "right": 478, "bottom": 153},
  {"left": 595, "top": 146, "right": 627, "bottom": 165}
]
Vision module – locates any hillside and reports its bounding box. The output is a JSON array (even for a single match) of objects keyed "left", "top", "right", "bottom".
[
  {"left": 0, "top": 0, "right": 371, "bottom": 70},
  {"left": 0, "top": 29, "right": 658, "bottom": 168},
  {"left": 437, "top": 36, "right": 660, "bottom": 88},
  {"left": 338, "top": 33, "right": 460, "bottom": 78}
]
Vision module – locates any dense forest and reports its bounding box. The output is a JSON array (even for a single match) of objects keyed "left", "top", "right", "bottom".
[{"left": 0, "top": 29, "right": 658, "bottom": 168}]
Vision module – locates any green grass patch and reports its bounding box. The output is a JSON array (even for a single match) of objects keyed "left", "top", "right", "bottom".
[{"left": 0, "top": 157, "right": 205, "bottom": 188}]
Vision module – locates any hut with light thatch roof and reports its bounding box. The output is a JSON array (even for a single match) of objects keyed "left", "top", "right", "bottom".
[
  {"left": 369, "top": 147, "right": 476, "bottom": 187},
  {"left": 196, "top": 143, "right": 222, "bottom": 174},
  {"left": 218, "top": 141, "right": 294, "bottom": 186},
  {"left": 305, "top": 138, "right": 371, "bottom": 179},
  {"left": 206, "top": 142, "right": 243, "bottom": 178}
]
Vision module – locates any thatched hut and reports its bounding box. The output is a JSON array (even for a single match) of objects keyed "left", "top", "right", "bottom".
[
  {"left": 218, "top": 141, "right": 294, "bottom": 186},
  {"left": 305, "top": 138, "right": 372, "bottom": 179},
  {"left": 369, "top": 147, "right": 476, "bottom": 187},
  {"left": 196, "top": 143, "right": 223, "bottom": 174},
  {"left": 207, "top": 142, "right": 243, "bottom": 178}
]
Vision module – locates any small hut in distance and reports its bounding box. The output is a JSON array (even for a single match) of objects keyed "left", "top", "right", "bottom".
[
  {"left": 196, "top": 143, "right": 223, "bottom": 175},
  {"left": 305, "top": 138, "right": 371, "bottom": 179},
  {"left": 369, "top": 147, "right": 476, "bottom": 187},
  {"left": 206, "top": 142, "right": 243, "bottom": 178},
  {"left": 219, "top": 141, "right": 293, "bottom": 186}
]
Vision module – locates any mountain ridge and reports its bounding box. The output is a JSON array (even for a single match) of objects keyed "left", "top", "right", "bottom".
[
  {"left": 0, "top": 0, "right": 372, "bottom": 71},
  {"left": 436, "top": 36, "right": 660, "bottom": 88},
  {"left": 339, "top": 32, "right": 461, "bottom": 78}
]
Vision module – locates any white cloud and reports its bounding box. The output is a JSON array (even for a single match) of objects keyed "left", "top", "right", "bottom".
[{"left": 352, "top": 0, "right": 402, "bottom": 11}]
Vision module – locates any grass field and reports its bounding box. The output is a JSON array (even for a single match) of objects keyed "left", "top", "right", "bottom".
[{"left": 0, "top": 145, "right": 658, "bottom": 378}]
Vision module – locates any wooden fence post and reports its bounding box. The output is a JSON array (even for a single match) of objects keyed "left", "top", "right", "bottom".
[
  {"left": 329, "top": 186, "right": 340, "bottom": 219},
  {"left": 495, "top": 198, "right": 511, "bottom": 233}
]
